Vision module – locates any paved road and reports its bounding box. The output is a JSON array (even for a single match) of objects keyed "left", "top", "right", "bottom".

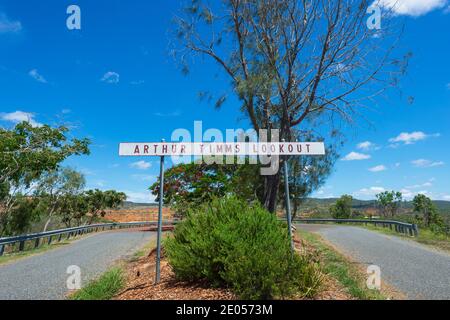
[
  {"left": 0, "top": 229, "right": 155, "bottom": 300},
  {"left": 297, "top": 224, "right": 450, "bottom": 300}
]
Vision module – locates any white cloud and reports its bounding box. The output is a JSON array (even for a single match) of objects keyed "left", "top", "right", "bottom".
[
  {"left": 29, "top": 69, "right": 47, "bottom": 83},
  {"left": 357, "top": 141, "right": 375, "bottom": 151},
  {"left": 0, "top": 13, "right": 22, "bottom": 33},
  {"left": 94, "top": 180, "right": 106, "bottom": 187},
  {"left": 342, "top": 152, "right": 371, "bottom": 161},
  {"left": 389, "top": 131, "right": 440, "bottom": 145},
  {"left": 406, "top": 181, "right": 433, "bottom": 189},
  {"left": 375, "top": 0, "right": 447, "bottom": 17},
  {"left": 123, "top": 190, "right": 155, "bottom": 203},
  {"left": 0, "top": 111, "right": 41, "bottom": 127},
  {"left": 354, "top": 186, "right": 386, "bottom": 197},
  {"left": 101, "top": 71, "right": 120, "bottom": 84},
  {"left": 399, "top": 188, "right": 430, "bottom": 199},
  {"left": 130, "top": 160, "right": 151, "bottom": 170},
  {"left": 132, "top": 174, "right": 155, "bottom": 182},
  {"left": 411, "top": 159, "right": 445, "bottom": 168},
  {"left": 369, "top": 165, "right": 387, "bottom": 172}
]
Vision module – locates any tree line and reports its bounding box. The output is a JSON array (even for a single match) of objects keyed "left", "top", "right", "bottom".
[
  {"left": 0, "top": 122, "right": 126, "bottom": 237},
  {"left": 329, "top": 191, "right": 448, "bottom": 234}
]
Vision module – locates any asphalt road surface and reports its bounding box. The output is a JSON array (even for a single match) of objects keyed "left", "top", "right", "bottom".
[
  {"left": 297, "top": 224, "right": 450, "bottom": 300},
  {"left": 0, "top": 229, "right": 155, "bottom": 300}
]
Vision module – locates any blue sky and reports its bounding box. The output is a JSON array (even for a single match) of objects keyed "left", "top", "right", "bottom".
[{"left": 0, "top": 0, "right": 449, "bottom": 203}]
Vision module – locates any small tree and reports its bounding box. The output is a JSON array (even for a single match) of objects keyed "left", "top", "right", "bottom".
[
  {"left": 0, "top": 122, "right": 90, "bottom": 236},
  {"left": 150, "top": 162, "right": 263, "bottom": 217},
  {"left": 35, "top": 167, "right": 86, "bottom": 232},
  {"left": 412, "top": 194, "right": 439, "bottom": 228},
  {"left": 375, "top": 191, "right": 402, "bottom": 218},
  {"left": 85, "top": 189, "right": 127, "bottom": 224},
  {"left": 173, "top": 0, "right": 408, "bottom": 212},
  {"left": 330, "top": 195, "right": 353, "bottom": 219},
  {"left": 59, "top": 194, "right": 89, "bottom": 228}
]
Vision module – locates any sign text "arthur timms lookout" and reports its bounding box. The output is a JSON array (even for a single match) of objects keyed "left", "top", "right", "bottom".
[{"left": 119, "top": 142, "right": 325, "bottom": 157}]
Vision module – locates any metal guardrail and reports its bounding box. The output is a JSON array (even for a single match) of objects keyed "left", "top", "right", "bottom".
[
  {"left": 0, "top": 220, "right": 179, "bottom": 256},
  {"left": 293, "top": 218, "right": 419, "bottom": 237}
]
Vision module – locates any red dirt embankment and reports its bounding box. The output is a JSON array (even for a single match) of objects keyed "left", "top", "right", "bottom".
[{"left": 104, "top": 207, "right": 175, "bottom": 223}]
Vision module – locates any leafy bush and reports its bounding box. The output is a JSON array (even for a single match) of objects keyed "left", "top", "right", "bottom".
[
  {"left": 330, "top": 195, "right": 353, "bottom": 219},
  {"left": 164, "top": 197, "right": 322, "bottom": 299}
]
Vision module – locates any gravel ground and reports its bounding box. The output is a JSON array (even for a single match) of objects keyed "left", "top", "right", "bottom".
[
  {"left": 0, "top": 229, "right": 155, "bottom": 300},
  {"left": 297, "top": 224, "right": 450, "bottom": 300}
]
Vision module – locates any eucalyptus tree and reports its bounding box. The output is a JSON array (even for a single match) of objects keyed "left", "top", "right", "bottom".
[
  {"left": 84, "top": 189, "right": 127, "bottom": 224},
  {"left": 375, "top": 190, "right": 402, "bottom": 218},
  {"left": 0, "top": 122, "right": 90, "bottom": 236},
  {"left": 35, "top": 167, "right": 86, "bottom": 232},
  {"left": 172, "top": 0, "right": 408, "bottom": 212}
]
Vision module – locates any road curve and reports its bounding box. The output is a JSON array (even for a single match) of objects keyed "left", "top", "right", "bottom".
[
  {"left": 297, "top": 224, "right": 450, "bottom": 300},
  {"left": 0, "top": 229, "right": 155, "bottom": 300}
]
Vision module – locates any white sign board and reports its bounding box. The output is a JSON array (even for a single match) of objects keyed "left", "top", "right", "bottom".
[{"left": 119, "top": 142, "right": 325, "bottom": 157}]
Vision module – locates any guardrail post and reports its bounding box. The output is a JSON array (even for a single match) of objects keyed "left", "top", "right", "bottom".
[
  {"left": 19, "top": 240, "right": 25, "bottom": 252},
  {"left": 48, "top": 236, "right": 52, "bottom": 245},
  {"left": 58, "top": 234, "right": 63, "bottom": 242},
  {"left": 0, "top": 244, "right": 4, "bottom": 256},
  {"left": 34, "top": 238, "right": 40, "bottom": 248},
  {"left": 413, "top": 224, "right": 419, "bottom": 237}
]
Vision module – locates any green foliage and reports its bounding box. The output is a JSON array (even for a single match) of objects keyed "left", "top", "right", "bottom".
[
  {"left": 70, "top": 267, "right": 125, "bottom": 300},
  {"left": 35, "top": 167, "right": 86, "bottom": 231},
  {"left": 376, "top": 191, "right": 403, "bottom": 218},
  {"left": 413, "top": 194, "right": 445, "bottom": 231},
  {"left": 84, "top": 189, "right": 127, "bottom": 224},
  {"left": 1, "top": 196, "right": 41, "bottom": 236},
  {"left": 0, "top": 122, "right": 90, "bottom": 236},
  {"left": 150, "top": 162, "right": 264, "bottom": 217},
  {"left": 330, "top": 195, "right": 353, "bottom": 219},
  {"left": 0, "top": 122, "right": 90, "bottom": 187},
  {"left": 165, "top": 197, "right": 322, "bottom": 299}
]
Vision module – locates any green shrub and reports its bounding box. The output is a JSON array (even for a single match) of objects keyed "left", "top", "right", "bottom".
[
  {"left": 164, "top": 197, "right": 322, "bottom": 299},
  {"left": 71, "top": 267, "right": 125, "bottom": 300}
]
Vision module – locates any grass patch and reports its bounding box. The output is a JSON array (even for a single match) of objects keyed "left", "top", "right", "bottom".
[
  {"left": 0, "top": 241, "right": 71, "bottom": 265},
  {"left": 130, "top": 239, "right": 157, "bottom": 262},
  {"left": 70, "top": 267, "right": 125, "bottom": 300},
  {"left": 360, "top": 224, "right": 450, "bottom": 253},
  {"left": 298, "top": 229, "right": 386, "bottom": 300}
]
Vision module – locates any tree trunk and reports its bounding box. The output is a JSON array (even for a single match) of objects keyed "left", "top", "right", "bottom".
[
  {"left": 43, "top": 217, "right": 52, "bottom": 233},
  {"left": 263, "top": 173, "right": 280, "bottom": 213}
]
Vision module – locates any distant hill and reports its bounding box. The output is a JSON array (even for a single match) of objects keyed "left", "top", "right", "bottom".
[{"left": 302, "top": 198, "right": 450, "bottom": 214}]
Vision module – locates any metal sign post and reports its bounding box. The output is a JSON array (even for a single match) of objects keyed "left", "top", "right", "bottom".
[
  {"left": 283, "top": 156, "right": 294, "bottom": 254},
  {"left": 155, "top": 152, "right": 165, "bottom": 284}
]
